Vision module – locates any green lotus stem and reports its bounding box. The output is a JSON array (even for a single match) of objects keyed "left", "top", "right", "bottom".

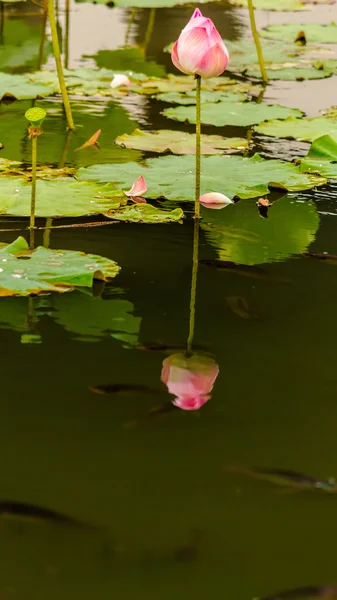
[
  {"left": 0, "top": 2, "right": 4, "bottom": 46},
  {"left": 187, "top": 218, "right": 200, "bottom": 354},
  {"left": 142, "top": 8, "right": 155, "bottom": 56},
  {"left": 37, "top": 1, "right": 48, "bottom": 70},
  {"left": 43, "top": 218, "right": 53, "bottom": 248},
  {"left": 195, "top": 74, "right": 201, "bottom": 221},
  {"left": 247, "top": 0, "right": 268, "bottom": 84},
  {"left": 64, "top": 0, "right": 70, "bottom": 70},
  {"left": 29, "top": 135, "right": 37, "bottom": 249},
  {"left": 125, "top": 8, "right": 137, "bottom": 46},
  {"left": 47, "top": 0, "right": 75, "bottom": 130}
]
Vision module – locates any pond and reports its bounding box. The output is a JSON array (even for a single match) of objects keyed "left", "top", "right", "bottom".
[{"left": 1, "top": 1, "right": 337, "bottom": 598}]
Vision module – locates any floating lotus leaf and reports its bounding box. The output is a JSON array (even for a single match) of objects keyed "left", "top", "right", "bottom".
[
  {"left": 255, "top": 116, "right": 337, "bottom": 141},
  {"left": 227, "top": 0, "right": 334, "bottom": 8},
  {"left": 115, "top": 129, "right": 248, "bottom": 155},
  {"left": 299, "top": 157, "right": 337, "bottom": 179},
  {"left": 78, "top": 154, "right": 326, "bottom": 202},
  {"left": 221, "top": 39, "right": 337, "bottom": 80},
  {"left": 0, "top": 178, "right": 123, "bottom": 217},
  {"left": 0, "top": 73, "right": 56, "bottom": 101},
  {"left": 260, "top": 23, "right": 337, "bottom": 44},
  {"left": 132, "top": 73, "right": 260, "bottom": 96},
  {"left": 0, "top": 237, "right": 120, "bottom": 297},
  {"left": 163, "top": 102, "right": 302, "bottom": 128},
  {"left": 0, "top": 294, "right": 141, "bottom": 345},
  {"left": 226, "top": 0, "right": 305, "bottom": 8},
  {"left": 105, "top": 204, "right": 184, "bottom": 223},
  {"left": 307, "top": 134, "right": 337, "bottom": 160},
  {"left": 156, "top": 90, "right": 247, "bottom": 105},
  {"left": 201, "top": 196, "right": 319, "bottom": 265}
]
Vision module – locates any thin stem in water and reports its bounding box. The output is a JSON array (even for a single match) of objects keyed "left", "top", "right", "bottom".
[
  {"left": 195, "top": 74, "right": 201, "bottom": 221},
  {"left": 186, "top": 218, "right": 200, "bottom": 354},
  {"left": 247, "top": 0, "right": 268, "bottom": 84},
  {"left": 47, "top": 0, "right": 75, "bottom": 130},
  {"left": 125, "top": 8, "right": 137, "bottom": 46},
  {"left": 37, "top": 0, "right": 48, "bottom": 70},
  {"left": 142, "top": 8, "right": 155, "bottom": 57},
  {"left": 29, "top": 135, "right": 37, "bottom": 249},
  {"left": 64, "top": 0, "right": 70, "bottom": 70}
]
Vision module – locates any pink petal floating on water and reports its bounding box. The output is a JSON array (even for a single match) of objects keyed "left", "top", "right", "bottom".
[
  {"left": 200, "top": 192, "right": 233, "bottom": 209},
  {"left": 124, "top": 176, "right": 147, "bottom": 198}
]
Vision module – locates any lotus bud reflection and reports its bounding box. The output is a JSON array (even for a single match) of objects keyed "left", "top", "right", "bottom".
[
  {"left": 110, "top": 74, "right": 132, "bottom": 89},
  {"left": 124, "top": 176, "right": 147, "bottom": 204},
  {"left": 171, "top": 8, "right": 229, "bottom": 79},
  {"left": 161, "top": 352, "right": 219, "bottom": 411},
  {"left": 200, "top": 192, "right": 233, "bottom": 210}
]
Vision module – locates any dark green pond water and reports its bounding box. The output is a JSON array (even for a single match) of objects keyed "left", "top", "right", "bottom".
[{"left": 1, "top": 2, "right": 337, "bottom": 599}]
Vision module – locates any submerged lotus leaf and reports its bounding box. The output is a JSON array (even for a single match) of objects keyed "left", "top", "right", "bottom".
[
  {"left": 94, "top": 47, "right": 166, "bottom": 78},
  {"left": 105, "top": 204, "right": 184, "bottom": 223},
  {"left": 0, "top": 237, "right": 120, "bottom": 297},
  {"left": 255, "top": 116, "right": 337, "bottom": 141},
  {"left": 0, "top": 178, "right": 123, "bottom": 217},
  {"left": 201, "top": 196, "right": 319, "bottom": 266},
  {"left": 156, "top": 90, "right": 247, "bottom": 105},
  {"left": 261, "top": 23, "right": 337, "bottom": 44},
  {"left": 163, "top": 102, "right": 302, "bottom": 128},
  {"left": 115, "top": 129, "right": 248, "bottom": 155},
  {"left": 78, "top": 154, "right": 326, "bottom": 202},
  {"left": 0, "top": 19, "right": 51, "bottom": 70},
  {"left": 299, "top": 157, "right": 337, "bottom": 179},
  {"left": 0, "top": 294, "right": 141, "bottom": 345}
]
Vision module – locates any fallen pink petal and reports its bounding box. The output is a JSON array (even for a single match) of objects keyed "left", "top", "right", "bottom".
[
  {"left": 161, "top": 352, "right": 219, "bottom": 411},
  {"left": 200, "top": 192, "right": 233, "bottom": 208},
  {"left": 171, "top": 8, "right": 229, "bottom": 78},
  {"left": 131, "top": 196, "right": 147, "bottom": 204},
  {"left": 124, "top": 176, "right": 147, "bottom": 198}
]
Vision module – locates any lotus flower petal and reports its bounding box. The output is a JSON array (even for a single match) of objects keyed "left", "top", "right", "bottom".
[
  {"left": 198, "top": 42, "right": 229, "bottom": 78},
  {"left": 124, "top": 176, "right": 147, "bottom": 198},
  {"left": 200, "top": 192, "right": 233, "bottom": 206},
  {"left": 172, "top": 395, "right": 210, "bottom": 411},
  {"left": 110, "top": 74, "right": 132, "bottom": 89},
  {"left": 171, "top": 8, "right": 229, "bottom": 79}
]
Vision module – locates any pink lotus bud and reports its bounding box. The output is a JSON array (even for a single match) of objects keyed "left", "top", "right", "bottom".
[
  {"left": 171, "top": 8, "right": 229, "bottom": 79},
  {"left": 111, "top": 74, "right": 132, "bottom": 89},
  {"left": 200, "top": 192, "right": 233, "bottom": 209},
  {"left": 124, "top": 176, "right": 147, "bottom": 200},
  {"left": 161, "top": 352, "right": 219, "bottom": 411}
]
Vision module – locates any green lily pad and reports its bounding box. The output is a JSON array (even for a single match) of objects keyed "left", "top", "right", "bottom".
[
  {"left": 0, "top": 237, "right": 119, "bottom": 297},
  {"left": 132, "top": 73, "right": 260, "bottom": 96},
  {"left": 156, "top": 90, "right": 247, "bottom": 104},
  {"left": 0, "top": 294, "right": 141, "bottom": 345},
  {"left": 260, "top": 23, "right": 337, "bottom": 44},
  {"left": 224, "top": 38, "right": 337, "bottom": 80},
  {"left": 201, "top": 196, "right": 319, "bottom": 265},
  {"left": 299, "top": 156, "right": 337, "bottom": 179},
  {"left": 77, "top": 154, "right": 326, "bottom": 202},
  {"left": 255, "top": 116, "right": 337, "bottom": 141},
  {"left": 163, "top": 102, "right": 302, "bottom": 128},
  {"left": 226, "top": 0, "right": 305, "bottom": 9},
  {"left": 93, "top": 47, "right": 166, "bottom": 78},
  {"left": 115, "top": 129, "right": 248, "bottom": 155},
  {"left": 0, "top": 178, "right": 123, "bottom": 217},
  {"left": 307, "top": 134, "right": 337, "bottom": 159},
  {"left": 0, "top": 73, "right": 56, "bottom": 101},
  {"left": 105, "top": 204, "right": 184, "bottom": 223}
]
